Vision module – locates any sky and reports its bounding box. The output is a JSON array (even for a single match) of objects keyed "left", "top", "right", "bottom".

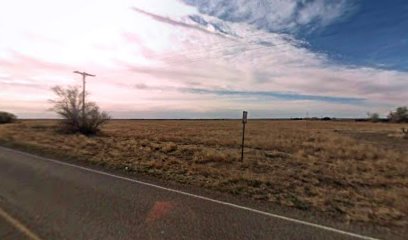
[{"left": 0, "top": 0, "right": 407, "bottom": 119}]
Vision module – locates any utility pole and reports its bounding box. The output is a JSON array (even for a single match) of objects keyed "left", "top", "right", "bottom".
[{"left": 73, "top": 71, "right": 95, "bottom": 124}]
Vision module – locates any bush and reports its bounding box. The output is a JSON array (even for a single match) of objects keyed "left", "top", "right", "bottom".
[
  {"left": 50, "top": 86, "right": 110, "bottom": 135},
  {"left": 0, "top": 111, "right": 17, "bottom": 124},
  {"left": 388, "top": 106, "right": 408, "bottom": 123},
  {"left": 367, "top": 112, "right": 380, "bottom": 122}
]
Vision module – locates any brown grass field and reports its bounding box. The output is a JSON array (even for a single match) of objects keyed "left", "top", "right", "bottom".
[{"left": 0, "top": 120, "right": 407, "bottom": 230}]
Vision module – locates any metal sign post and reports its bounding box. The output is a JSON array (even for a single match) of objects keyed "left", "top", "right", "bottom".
[{"left": 241, "top": 111, "right": 248, "bottom": 162}]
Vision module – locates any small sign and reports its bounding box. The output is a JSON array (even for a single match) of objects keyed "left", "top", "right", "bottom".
[{"left": 242, "top": 111, "right": 248, "bottom": 124}]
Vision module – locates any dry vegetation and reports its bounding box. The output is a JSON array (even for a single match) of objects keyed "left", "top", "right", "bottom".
[{"left": 0, "top": 120, "right": 407, "bottom": 229}]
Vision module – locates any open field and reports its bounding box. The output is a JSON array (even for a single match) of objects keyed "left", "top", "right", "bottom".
[{"left": 0, "top": 120, "right": 407, "bottom": 230}]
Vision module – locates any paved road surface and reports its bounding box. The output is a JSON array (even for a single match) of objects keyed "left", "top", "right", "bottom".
[{"left": 0, "top": 146, "right": 381, "bottom": 240}]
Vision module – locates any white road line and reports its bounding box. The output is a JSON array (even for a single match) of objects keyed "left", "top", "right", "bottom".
[
  {"left": 0, "top": 206, "right": 42, "bottom": 240},
  {"left": 1, "top": 146, "right": 380, "bottom": 240}
]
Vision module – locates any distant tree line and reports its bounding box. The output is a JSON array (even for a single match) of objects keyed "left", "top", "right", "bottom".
[
  {"left": 366, "top": 106, "right": 408, "bottom": 123},
  {"left": 290, "top": 106, "right": 408, "bottom": 123},
  {"left": 291, "top": 117, "right": 335, "bottom": 121}
]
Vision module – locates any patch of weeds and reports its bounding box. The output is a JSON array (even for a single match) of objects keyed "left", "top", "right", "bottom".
[
  {"left": 288, "top": 194, "right": 310, "bottom": 210},
  {"left": 247, "top": 179, "right": 263, "bottom": 188},
  {"left": 229, "top": 186, "right": 245, "bottom": 195},
  {"left": 264, "top": 150, "right": 291, "bottom": 159},
  {"left": 161, "top": 142, "right": 177, "bottom": 153}
]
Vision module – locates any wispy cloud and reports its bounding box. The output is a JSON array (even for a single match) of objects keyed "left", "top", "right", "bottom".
[
  {"left": 183, "top": 0, "right": 357, "bottom": 33},
  {"left": 1, "top": 51, "right": 72, "bottom": 72},
  {"left": 0, "top": 0, "right": 406, "bottom": 119},
  {"left": 125, "top": 23, "right": 407, "bottom": 105},
  {"left": 132, "top": 7, "right": 228, "bottom": 38},
  {"left": 134, "top": 84, "right": 365, "bottom": 104}
]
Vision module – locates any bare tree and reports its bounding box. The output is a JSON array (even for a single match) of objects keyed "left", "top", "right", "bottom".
[{"left": 50, "top": 86, "right": 110, "bottom": 135}]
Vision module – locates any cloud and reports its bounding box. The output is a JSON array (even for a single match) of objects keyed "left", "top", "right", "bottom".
[
  {"left": 129, "top": 65, "right": 225, "bottom": 82},
  {"left": 123, "top": 21, "right": 407, "bottom": 106},
  {"left": 1, "top": 0, "right": 406, "bottom": 119},
  {"left": 132, "top": 7, "right": 228, "bottom": 38},
  {"left": 0, "top": 51, "right": 72, "bottom": 75},
  {"left": 0, "top": 51, "right": 75, "bottom": 92},
  {"left": 134, "top": 84, "right": 364, "bottom": 104},
  {"left": 182, "top": 0, "right": 357, "bottom": 33}
]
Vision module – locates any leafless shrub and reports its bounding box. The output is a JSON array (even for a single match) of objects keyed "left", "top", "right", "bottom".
[{"left": 49, "top": 86, "right": 110, "bottom": 135}]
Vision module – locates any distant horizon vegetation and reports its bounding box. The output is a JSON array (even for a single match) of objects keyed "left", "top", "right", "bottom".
[{"left": 2, "top": 112, "right": 407, "bottom": 121}]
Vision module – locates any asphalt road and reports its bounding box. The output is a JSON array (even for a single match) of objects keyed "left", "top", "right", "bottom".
[{"left": 0, "top": 146, "right": 381, "bottom": 240}]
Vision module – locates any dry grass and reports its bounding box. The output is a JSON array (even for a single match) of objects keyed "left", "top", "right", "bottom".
[{"left": 0, "top": 119, "right": 407, "bottom": 229}]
